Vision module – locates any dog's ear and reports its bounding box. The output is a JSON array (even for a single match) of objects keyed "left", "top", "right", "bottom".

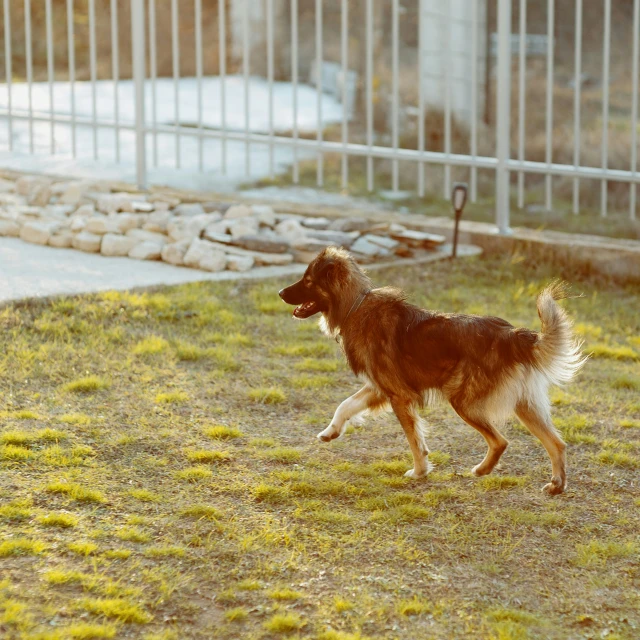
[{"left": 316, "top": 258, "right": 346, "bottom": 287}]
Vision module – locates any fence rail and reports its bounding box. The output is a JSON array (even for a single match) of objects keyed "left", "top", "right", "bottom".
[{"left": 0, "top": 0, "right": 639, "bottom": 229}]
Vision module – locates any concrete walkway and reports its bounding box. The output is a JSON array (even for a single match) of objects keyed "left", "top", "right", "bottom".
[{"left": 0, "top": 237, "right": 306, "bottom": 306}]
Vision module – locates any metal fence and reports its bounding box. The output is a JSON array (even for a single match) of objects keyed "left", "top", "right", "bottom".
[{"left": 0, "top": 0, "right": 639, "bottom": 232}]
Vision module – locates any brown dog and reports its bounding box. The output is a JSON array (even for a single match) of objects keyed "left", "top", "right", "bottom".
[{"left": 279, "top": 247, "right": 586, "bottom": 495}]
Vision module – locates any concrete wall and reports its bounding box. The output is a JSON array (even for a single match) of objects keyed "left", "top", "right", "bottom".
[{"left": 421, "top": 0, "right": 488, "bottom": 124}]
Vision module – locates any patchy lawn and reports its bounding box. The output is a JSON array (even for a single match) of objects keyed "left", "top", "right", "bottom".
[{"left": 0, "top": 255, "right": 639, "bottom": 640}]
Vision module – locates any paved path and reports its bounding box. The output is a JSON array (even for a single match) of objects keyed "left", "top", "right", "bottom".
[{"left": 0, "top": 237, "right": 305, "bottom": 306}]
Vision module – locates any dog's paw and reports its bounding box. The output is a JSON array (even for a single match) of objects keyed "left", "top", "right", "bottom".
[
  {"left": 404, "top": 468, "right": 428, "bottom": 479},
  {"left": 471, "top": 463, "right": 492, "bottom": 477},
  {"left": 317, "top": 426, "right": 340, "bottom": 442},
  {"left": 542, "top": 477, "right": 565, "bottom": 496}
]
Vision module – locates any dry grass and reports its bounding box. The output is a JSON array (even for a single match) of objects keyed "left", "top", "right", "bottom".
[{"left": 0, "top": 256, "right": 639, "bottom": 638}]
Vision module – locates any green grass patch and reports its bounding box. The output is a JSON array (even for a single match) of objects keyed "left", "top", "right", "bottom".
[
  {"left": 478, "top": 476, "right": 526, "bottom": 490},
  {"left": 11, "top": 409, "right": 40, "bottom": 420},
  {"left": 115, "top": 528, "right": 151, "bottom": 544},
  {"left": 574, "top": 539, "right": 638, "bottom": 566},
  {"left": 175, "top": 466, "right": 213, "bottom": 482},
  {"left": 59, "top": 413, "right": 92, "bottom": 426},
  {"left": 588, "top": 343, "right": 639, "bottom": 361},
  {"left": 38, "top": 512, "right": 79, "bottom": 528},
  {"left": 334, "top": 597, "right": 354, "bottom": 613},
  {"left": 204, "top": 425, "right": 243, "bottom": 440},
  {"left": 144, "top": 546, "right": 186, "bottom": 558},
  {"left": 155, "top": 391, "right": 188, "bottom": 404},
  {"left": 253, "top": 483, "right": 290, "bottom": 504},
  {"left": 0, "top": 538, "right": 47, "bottom": 557},
  {"left": 397, "top": 597, "right": 432, "bottom": 616},
  {"left": 272, "top": 342, "right": 334, "bottom": 357},
  {"left": 62, "top": 376, "right": 109, "bottom": 394},
  {"left": 294, "top": 358, "right": 340, "bottom": 372},
  {"left": 259, "top": 447, "right": 301, "bottom": 463},
  {"left": 185, "top": 449, "right": 231, "bottom": 463},
  {"left": 1, "top": 430, "right": 35, "bottom": 446},
  {"left": 133, "top": 335, "right": 169, "bottom": 356},
  {"left": 619, "top": 418, "right": 640, "bottom": 429},
  {"left": 596, "top": 450, "right": 639, "bottom": 467},
  {"left": 173, "top": 341, "right": 205, "bottom": 361},
  {"left": 224, "top": 607, "right": 248, "bottom": 622},
  {"left": 263, "top": 613, "right": 305, "bottom": 633},
  {"left": 179, "top": 504, "right": 221, "bottom": 520},
  {"left": 612, "top": 375, "right": 640, "bottom": 390},
  {"left": 247, "top": 387, "right": 287, "bottom": 404},
  {"left": 291, "top": 374, "right": 334, "bottom": 389},
  {"left": 0, "top": 502, "right": 33, "bottom": 521},
  {"left": 0, "top": 444, "right": 35, "bottom": 461},
  {"left": 46, "top": 482, "right": 106, "bottom": 503},
  {"left": 79, "top": 598, "right": 152, "bottom": 623},
  {"left": 37, "top": 428, "right": 68, "bottom": 442},
  {"left": 268, "top": 588, "right": 303, "bottom": 600},
  {"left": 68, "top": 541, "right": 99, "bottom": 556},
  {"left": 128, "top": 489, "right": 161, "bottom": 502}
]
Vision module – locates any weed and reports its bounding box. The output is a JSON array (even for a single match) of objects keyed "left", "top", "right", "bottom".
[
  {"left": 134, "top": 336, "right": 170, "bottom": 356},
  {"left": 0, "top": 444, "right": 35, "bottom": 461},
  {"left": 204, "top": 425, "right": 243, "bottom": 440},
  {"left": 179, "top": 505, "right": 221, "bottom": 520},
  {"left": 263, "top": 613, "right": 305, "bottom": 633},
  {"left": 128, "top": 489, "right": 161, "bottom": 502},
  {"left": 253, "top": 484, "right": 290, "bottom": 504},
  {"left": 144, "top": 546, "right": 186, "bottom": 558},
  {"left": 268, "top": 588, "right": 303, "bottom": 600},
  {"left": 68, "top": 541, "right": 99, "bottom": 556},
  {"left": 259, "top": 447, "right": 301, "bottom": 463},
  {"left": 334, "top": 597, "right": 354, "bottom": 612},
  {"left": 62, "top": 376, "right": 109, "bottom": 394},
  {"left": 46, "top": 482, "right": 106, "bottom": 503},
  {"left": 175, "top": 466, "right": 213, "bottom": 482},
  {"left": 224, "top": 607, "right": 248, "bottom": 622},
  {"left": 574, "top": 539, "right": 638, "bottom": 566},
  {"left": 294, "top": 358, "right": 341, "bottom": 372},
  {"left": 588, "top": 344, "right": 639, "bottom": 361},
  {"left": 155, "top": 391, "right": 188, "bottom": 404},
  {"left": 397, "top": 597, "right": 432, "bottom": 616},
  {"left": 79, "top": 598, "right": 153, "bottom": 623},
  {"left": 38, "top": 513, "right": 79, "bottom": 528},
  {"left": 0, "top": 538, "right": 47, "bottom": 557},
  {"left": 478, "top": 476, "right": 525, "bottom": 490},
  {"left": 116, "top": 528, "right": 151, "bottom": 544},
  {"left": 596, "top": 450, "right": 639, "bottom": 467},
  {"left": 612, "top": 375, "right": 640, "bottom": 390},
  {"left": 247, "top": 387, "right": 287, "bottom": 404}
]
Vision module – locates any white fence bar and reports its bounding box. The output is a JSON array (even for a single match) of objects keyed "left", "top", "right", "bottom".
[
  {"left": 243, "top": 0, "right": 250, "bottom": 176},
  {"left": 110, "top": 0, "right": 120, "bottom": 163},
  {"left": 89, "top": 0, "right": 97, "bottom": 159},
  {"left": 267, "top": 0, "right": 274, "bottom": 178},
  {"left": 545, "top": 0, "right": 554, "bottom": 211},
  {"left": 315, "top": 0, "right": 323, "bottom": 187},
  {"left": 24, "top": 0, "right": 33, "bottom": 154},
  {"left": 171, "top": 0, "right": 180, "bottom": 169},
  {"left": 3, "top": 0, "right": 11, "bottom": 151},
  {"left": 631, "top": 0, "right": 639, "bottom": 220},
  {"left": 366, "top": 0, "right": 374, "bottom": 192},
  {"left": 470, "top": 0, "right": 478, "bottom": 202},
  {"left": 291, "top": 0, "right": 299, "bottom": 184},
  {"left": 45, "top": 0, "right": 54, "bottom": 154},
  {"left": 517, "top": 0, "right": 526, "bottom": 209},
  {"left": 149, "top": 0, "right": 158, "bottom": 167},
  {"left": 392, "top": 0, "right": 399, "bottom": 192},
  {"left": 601, "top": 0, "right": 611, "bottom": 217},
  {"left": 131, "top": 0, "right": 146, "bottom": 189},
  {"left": 495, "top": 0, "right": 512, "bottom": 233},
  {"left": 573, "top": 0, "right": 582, "bottom": 214},
  {"left": 66, "top": 0, "right": 76, "bottom": 158},
  {"left": 195, "top": 0, "right": 203, "bottom": 171},
  {"left": 341, "top": 0, "right": 348, "bottom": 189},
  {"left": 218, "top": 0, "right": 227, "bottom": 175},
  {"left": 443, "top": 1, "right": 451, "bottom": 199}
]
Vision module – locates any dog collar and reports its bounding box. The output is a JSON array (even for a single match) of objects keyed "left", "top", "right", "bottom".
[{"left": 344, "top": 290, "right": 371, "bottom": 325}]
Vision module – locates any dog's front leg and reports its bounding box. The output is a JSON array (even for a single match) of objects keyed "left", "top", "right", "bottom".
[
  {"left": 318, "top": 385, "right": 382, "bottom": 442},
  {"left": 390, "top": 397, "right": 431, "bottom": 478}
]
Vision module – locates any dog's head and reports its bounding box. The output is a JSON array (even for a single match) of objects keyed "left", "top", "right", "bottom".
[{"left": 279, "top": 247, "right": 357, "bottom": 319}]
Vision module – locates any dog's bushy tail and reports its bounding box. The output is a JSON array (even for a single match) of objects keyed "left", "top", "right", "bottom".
[{"left": 533, "top": 281, "right": 587, "bottom": 386}]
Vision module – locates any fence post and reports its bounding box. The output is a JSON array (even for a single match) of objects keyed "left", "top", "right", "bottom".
[
  {"left": 495, "top": 0, "right": 511, "bottom": 233},
  {"left": 131, "top": 0, "right": 147, "bottom": 189}
]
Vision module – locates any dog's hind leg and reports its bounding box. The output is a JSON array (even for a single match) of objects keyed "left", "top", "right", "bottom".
[
  {"left": 390, "top": 397, "right": 431, "bottom": 479},
  {"left": 515, "top": 400, "right": 567, "bottom": 495},
  {"left": 452, "top": 406, "right": 509, "bottom": 477},
  {"left": 318, "top": 384, "right": 385, "bottom": 442}
]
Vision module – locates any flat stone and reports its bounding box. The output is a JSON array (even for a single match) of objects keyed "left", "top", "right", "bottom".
[
  {"left": 364, "top": 234, "right": 400, "bottom": 250},
  {"left": 48, "top": 231, "right": 74, "bottom": 248},
  {"left": 59, "top": 183, "right": 83, "bottom": 205},
  {"left": 203, "top": 220, "right": 231, "bottom": 239},
  {"left": 72, "top": 231, "right": 102, "bottom": 253},
  {"left": 111, "top": 213, "right": 140, "bottom": 234},
  {"left": 291, "top": 238, "right": 332, "bottom": 253},
  {"left": 0, "top": 178, "right": 16, "bottom": 193},
  {"left": 161, "top": 239, "right": 190, "bottom": 266},
  {"left": 300, "top": 216, "right": 330, "bottom": 230},
  {"left": 275, "top": 218, "right": 306, "bottom": 241},
  {"left": 390, "top": 229, "right": 447, "bottom": 247},
  {"left": 305, "top": 229, "right": 358, "bottom": 248},
  {"left": 0, "top": 193, "right": 25, "bottom": 206},
  {"left": 73, "top": 204, "right": 96, "bottom": 218},
  {"left": 44, "top": 204, "right": 74, "bottom": 218},
  {"left": 183, "top": 238, "right": 219, "bottom": 269},
  {"left": 0, "top": 220, "right": 20, "bottom": 237},
  {"left": 20, "top": 220, "right": 62, "bottom": 246},
  {"left": 101, "top": 233, "right": 139, "bottom": 257},
  {"left": 226, "top": 255, "right": 254, "bottom": 272},
  {"left": 132, "top": 201, "right": 154, "bottom": 213},
  {"left": 199, "top": 250, "right": 227, "bottom": 272},
  {"left": 203, "top": 231, "right": 233, "bottom": 244},
  {"left": 201, "top": 201, "right": 226, "bottom": 214},
  {"left": 70, "top": 217, "right": 87, "bottom": 232},
  {"left": 229, "top": 217, "right": 259, "bottom": 239},
  {"left": 27, "top": 182, "right": 52, "bottom": 207},
  {"left": 148, "top": 193, "right": 181, "bottom": 207},
  {"left": 174, "top": 203, "right": 205, "bottom": 217},
  {"left": 201, "top": 240, "right": 294, "bottom": 266},
  {"left": 16, "top": 175, "right": 48, "bottom": 196},
  {"left": 126, "top": 229, "right": 167, "bottom": 244},
  {"left": 96, "top": 193, "right": 133, "bottom": 214},
  {"left": 350, "top": 236, "right": 388, "bottom": 257},
  {"left": 129, "top": 241, "right": 163, "bottom": 261},
  {"left": 231, "top": 233, "right": 289, "bottom": 254},
  {"left": 143, "top": 210, "right": 171, "bottom": 233},
  {"left": 329, "top": 217, "right": 370, "bottom": 233},
  {"left": 167, "top": 214, "right": 215, "bottom": 242},
  {"left": 86, "top": 216, "right": 121, "bottom": 235},
  {"left": 251, "top": 204, "right": 276, "bottom": 227},
  {"left": 224, "top": 204, "right": 253, "bottom": 219}
]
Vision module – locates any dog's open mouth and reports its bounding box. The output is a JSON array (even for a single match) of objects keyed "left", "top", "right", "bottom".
[{"left": 293, "top": 301, "right": 319, "bottom": 319}]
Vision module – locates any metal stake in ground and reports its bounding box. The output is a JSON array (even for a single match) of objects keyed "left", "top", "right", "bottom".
[{"left": 451, "top": 183, "right": 468, "bottom": 259}]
